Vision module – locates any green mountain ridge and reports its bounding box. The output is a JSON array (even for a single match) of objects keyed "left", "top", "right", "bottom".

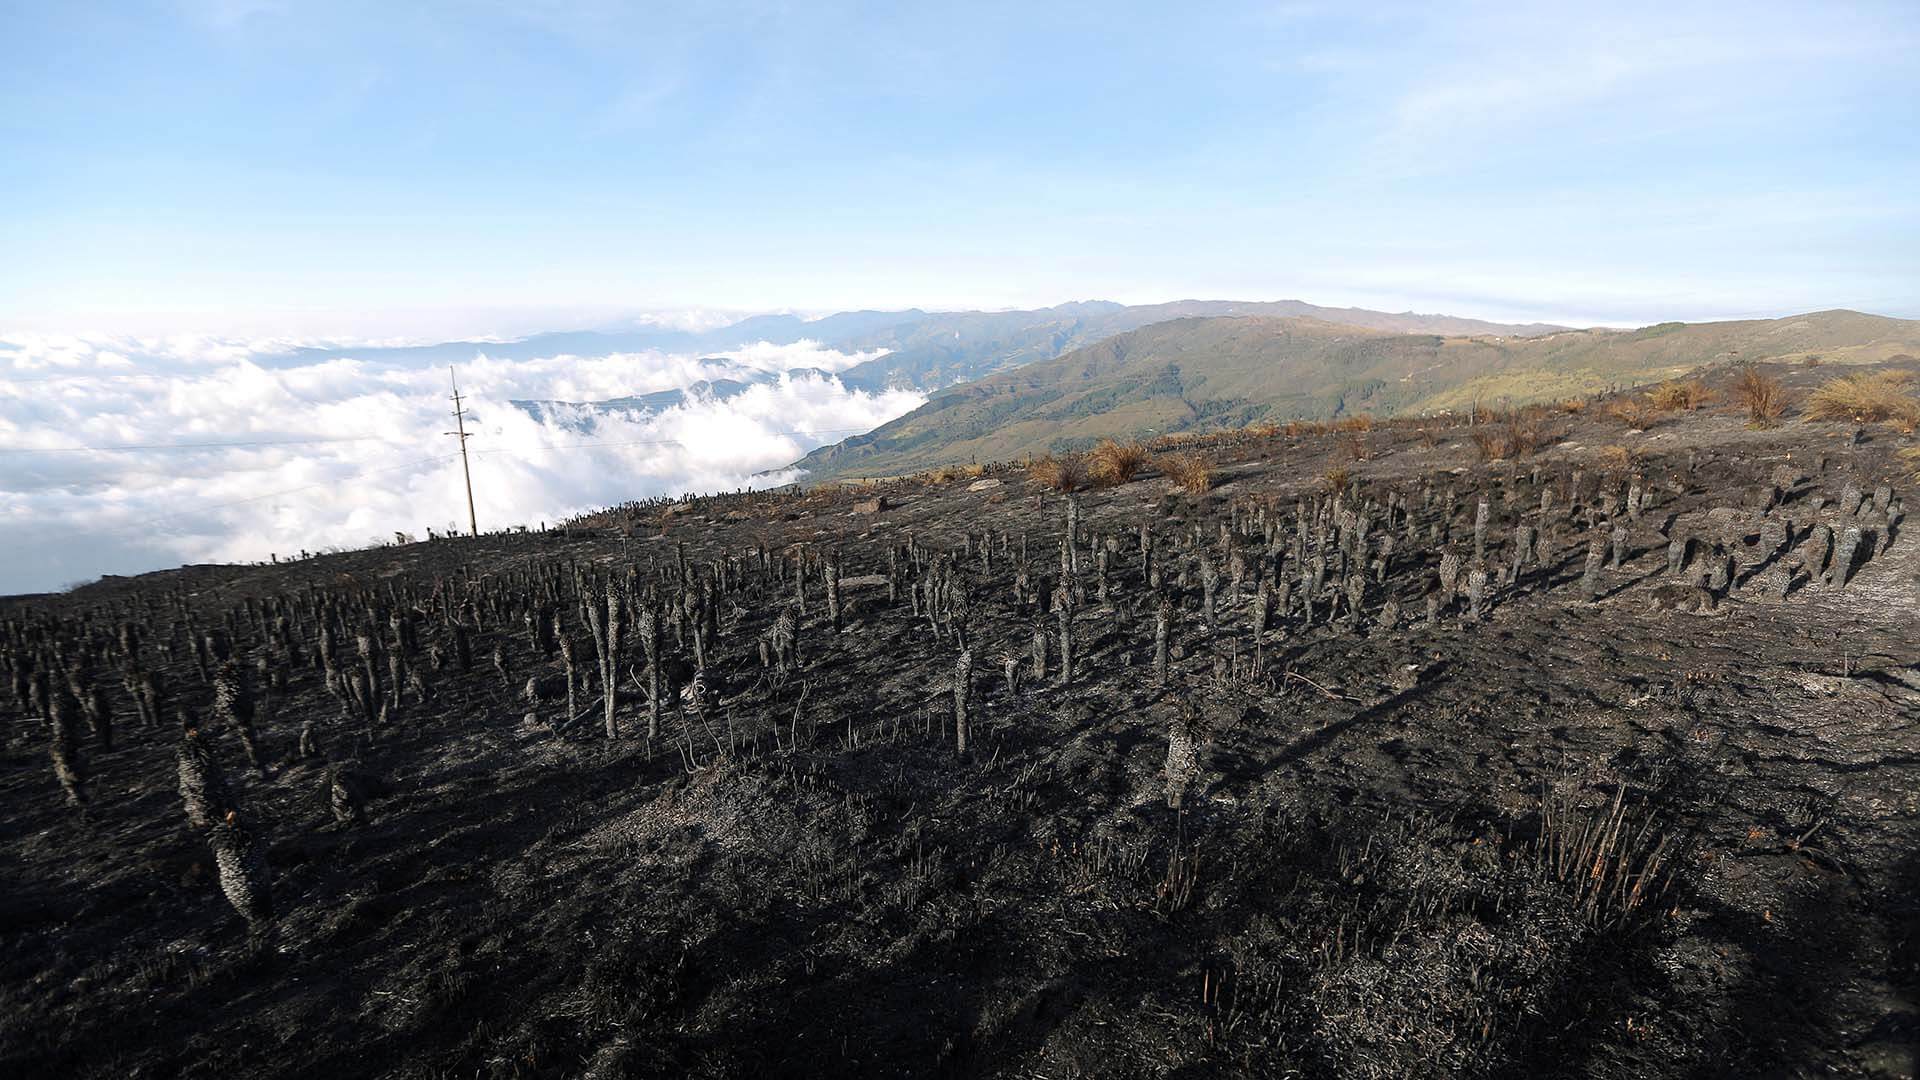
[
  {"left": 795, "top": 308, "right": 1920, "bottom": 479},
  {"left": 826, "top": 298, "right": 1571, "bottom": 395}
]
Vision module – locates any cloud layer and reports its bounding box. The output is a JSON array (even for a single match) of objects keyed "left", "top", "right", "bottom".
[{"left": 0, "top": 335, "right": 922, "bottom": 595}]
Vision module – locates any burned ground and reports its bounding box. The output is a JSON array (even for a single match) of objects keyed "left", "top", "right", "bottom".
[{"left": 2, "top": 369, "right": 1917, "bottom": 1078}]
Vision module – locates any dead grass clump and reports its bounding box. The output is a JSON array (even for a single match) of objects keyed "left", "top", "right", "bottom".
[
  {"left": 1242, "top": 420, "right": 1282, "bottom": 439},
  {"left": 1594, "top": 445, "right": 1633, "bottom": 471},
  {"left": 1648, "top": 378, "right": 1714, "bottom": 412},
  {"left": 1146, "top": 431, "right": 1206, "bottom": 452},
  {"left": 1533, "top": 786, "right": 1680, "bottom": 932},
  {"left": 1468, "top": 429, "right": 1504, "bottom": 461},
  {"left": 1469, "top": 419, "right": 1546, "bottom": 462},
  {"left": 1604, "top": 395, "right": 1657, "bottom": 430},
  {"left": 1730, "top": 365, "right": 1789, "bottom": 428},
  {"left": 1804, "top": 371, "right": 1920, "bottom": 427},
  {"left": 1087, "top": 439, "right": 1150, "bottom": 486},
  {"left": 1158, "top": 451, "right": 1213, "bottom": 494},
  {"left": 1027, "top": 453, "right": 1087, "bottom": 493}
]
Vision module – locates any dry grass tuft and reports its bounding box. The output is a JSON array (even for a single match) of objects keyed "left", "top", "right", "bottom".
[
  {"left": 1158, "top": 451, "right": 1213, "bottom": 494},
  {"left": 1027, "top": 453, "right": 1087, "bottom": 493},
  {"left": 1470, "top": 419, "right": 1546, "bottom": 462},
  {"left": 1805, "top": 371, "right": 1920, "bottom": 427},
  {"left": 1729, "top": 366, "right": 1790, "bottom": 428},
  {"left": 1088, "top": 439, "right": 1151, "bottom": 486},
  {"left": 1648, "top": 379, "right": 1714, "bottom": 412},
  {"left": 1604, "top": 395, "right": 1657, "bottom": 430},
  {"left": 1594, "top": 445, "right": 1634, "bottom": 471},
  {"left": 1535, "top": 786, "right": 1680, "bottom": 932},
  {"left": 1242, "top": 420, "right": 1282, "bottom": 439}
]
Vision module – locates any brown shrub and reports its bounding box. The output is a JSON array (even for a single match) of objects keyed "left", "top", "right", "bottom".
[
  {"left": 1648, "top": 379, "right": 1714, "bottom": 412},
  {"left": 1158, "top": 451, "right": 1213, "bottom": 494},
  {"left": 1028, "top": 453, "right": 1086, "bottom": 492},
  {"left": 1088, "top": 439, "right": 1150, "bottom": 486},
  {"left": 1730, "top": 366, "right": 1789, "bottom": 427},
  {"left": 1805, "top": 371, "right": 1920, "bottom": 427}
]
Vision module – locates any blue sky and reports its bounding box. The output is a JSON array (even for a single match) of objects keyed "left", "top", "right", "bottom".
[{"left": 3, "top": 0, "right": 1918, "bottom": 336}]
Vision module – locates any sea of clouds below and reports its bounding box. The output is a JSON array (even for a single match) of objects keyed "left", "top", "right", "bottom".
[{"left": 0, "top": 334, "right": 925, "bottom": 596}]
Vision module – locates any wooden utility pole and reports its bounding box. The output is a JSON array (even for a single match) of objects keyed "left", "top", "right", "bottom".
[{"left": 446, "top": 367, "right": 478, "bottom": 538}]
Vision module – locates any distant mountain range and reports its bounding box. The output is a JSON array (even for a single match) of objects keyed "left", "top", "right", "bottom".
[
  {"left": 430, "top": 299, "right": 1566, "bottom": 424},
  {"left": 792, "top": 309, "right": 1920, "bottom": 480},
  {"left": 268, "top": 300, "right": 1920, "bottom": 483}
]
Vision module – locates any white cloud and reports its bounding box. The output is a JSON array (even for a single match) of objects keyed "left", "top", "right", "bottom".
[{"left": 0, "top": 335, "right": 922, "bottom": 594}]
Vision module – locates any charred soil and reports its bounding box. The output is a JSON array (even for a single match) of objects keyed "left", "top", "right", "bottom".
[{"left": 3, "top": 365, "right": 1918, "bottom": 1079}]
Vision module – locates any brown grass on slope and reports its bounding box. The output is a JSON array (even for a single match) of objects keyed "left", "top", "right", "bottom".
[
  {"left": 1648, "top": 379, "right": 1714, "bottom": 412},
  {"left": 1158, "top": 451, "right": 1213, "bottom": 494},
  {"left": 1804, "top": 371, "right": 1920, "bottom": 428},
  {"left": 1604, "top": 396, "right": 1658, "bottom": 430},
  {"left": 1470, "top": 419, "right": 1547, "bottom": 462},
  {"left": 1027, "top": 453, "right": 1086, "bottom": 493},
  {"left": 1729, "top": 366, "right": 1790, "bottom": 428},
  {"left": 1087, "top": 439, "right": 1151, "bottom": 486}
]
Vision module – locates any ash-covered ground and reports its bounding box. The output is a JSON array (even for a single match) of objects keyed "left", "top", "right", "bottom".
[{"left": 3, "top": 364, "right": 1917, "bottom": 1079}]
